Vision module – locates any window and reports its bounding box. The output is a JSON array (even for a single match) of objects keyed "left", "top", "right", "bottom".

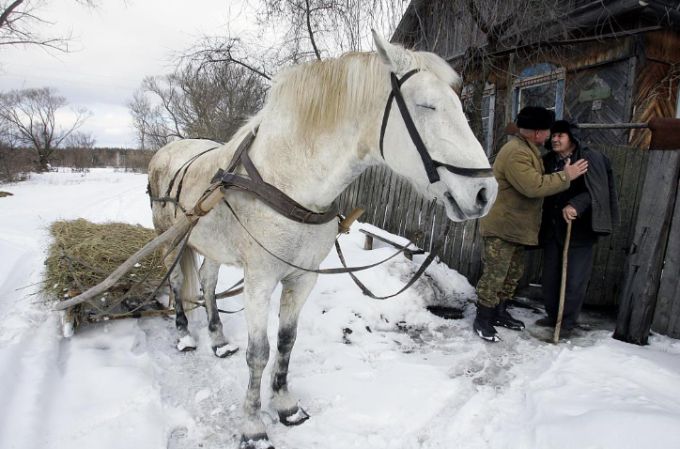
[{"left": 512, "top": 64, "right": 565, "bottom": 120}]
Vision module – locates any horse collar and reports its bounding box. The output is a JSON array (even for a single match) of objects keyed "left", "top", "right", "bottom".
[{"left": 379, "top": 70, "right": 494, "bottom": 181}]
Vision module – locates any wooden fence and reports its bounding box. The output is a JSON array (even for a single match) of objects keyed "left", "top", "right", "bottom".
[
  {"left": 338, "top": 143, "right": 648, "bottom": 308},
  {"left": 615, "top": 147, "right": 680, "bottom": 343}
]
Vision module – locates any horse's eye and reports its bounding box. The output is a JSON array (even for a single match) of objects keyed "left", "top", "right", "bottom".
[{"left": 417, "top": 104, "right": 436, "bottom": 111}]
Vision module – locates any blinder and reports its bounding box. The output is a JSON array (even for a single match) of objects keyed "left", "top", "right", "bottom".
[{"left": 379, "top": 69, "right": 494, "bottom": 182}]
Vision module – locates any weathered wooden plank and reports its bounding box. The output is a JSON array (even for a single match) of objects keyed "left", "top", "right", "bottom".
[
  {"left": 369, "top": 166, "right": 386, "bottom": 223},
  {"left": 363, "top": 169, "right": 376, "bottom": 211},
  {"left": 652, "top": 175, "right": 680, "bottom": 338},
  {"left": 392, "top": 181, "right": 406, "bottom": 236},
  {"left": 468, "top": 220, "right": 484, "bottom": 283},
  {"left": 459, "top": 219, "right": 477, "bottom": 277},
  {"left": 375, "top": 167, "right": 392, "bottom": 229},
  {"left": 450, "top": 220, "right": 466, "bottom": 271},
  {"left": 614, "top": 149, "right": 680, "bottom": 345},
  {"left": 384, "top": 171, "right": 402, "bottom": 231},
  {"left": 430, "top": 204, "right": 447, "bottom": 254},
  {"left": 410, "top": 190, "right": 427, "bottom": 245},
  {"left": 357, "top": 168, "right": 372, "bottom": 218},
  {"left": 402, "top": 184, "right": 419, "bottom": 240},
  {"left": 602, "top": 145, "right": 648, "bottom": 305}
]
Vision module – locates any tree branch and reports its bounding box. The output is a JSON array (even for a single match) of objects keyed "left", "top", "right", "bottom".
[
  {"left": 305, "top": 0, "right": 322, "bottom": 60},
  {"left": 0, "top": 0, "right": 24, "bottom": 29}
]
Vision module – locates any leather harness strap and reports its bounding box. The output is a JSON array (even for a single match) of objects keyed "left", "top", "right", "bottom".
[
  {"left": 379, "top": 69, "right": 494, "bottom": 180},
  {"left": 150, "top": 131, "right": 338, "bottom": 225},
  {"left": 165, "top": 146, "right": 220, "bottom": 213},
  {"left": 214, "top": 129, "right": 339, "bottom": 225}
]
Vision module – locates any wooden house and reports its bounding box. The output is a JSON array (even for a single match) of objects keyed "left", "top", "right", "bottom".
[{"left": 338, "top": 0, "right": 680, "bottom": 342}]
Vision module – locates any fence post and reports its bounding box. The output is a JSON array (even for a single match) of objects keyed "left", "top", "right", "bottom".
[{"left": 614, "top": 148, "right": 680, "bottom": 344}]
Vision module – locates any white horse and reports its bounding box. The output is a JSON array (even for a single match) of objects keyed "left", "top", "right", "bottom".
[{"left": 148, "top": 32, "right": 497, "bottom": 449}]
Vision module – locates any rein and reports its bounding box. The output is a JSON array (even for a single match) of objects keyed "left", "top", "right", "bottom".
[
  {"left": 379, "top": 69, "right": 494, "bottom": 181},
  {"left": 219, "top": 197, "right": 443, "bottom": 300}
]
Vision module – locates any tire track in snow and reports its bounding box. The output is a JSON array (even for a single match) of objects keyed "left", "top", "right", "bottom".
[{"left": 0, "top": 313, "right": 62, "bottom": 449}]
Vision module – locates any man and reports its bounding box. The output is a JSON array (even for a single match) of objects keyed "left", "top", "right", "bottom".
[
  {"left": 536, "top": 120, "right": 619, "bottom": 336},
  {"left": 473, "top": 107, "right": 588, "bottom": 342}
]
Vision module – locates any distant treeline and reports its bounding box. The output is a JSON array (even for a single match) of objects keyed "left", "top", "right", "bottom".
[{"left": 0, "top": 146, "right": 157, "bottom": 182}]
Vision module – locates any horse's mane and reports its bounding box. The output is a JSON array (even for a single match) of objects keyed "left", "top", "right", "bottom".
[{"left": 258, "top": 47, "right": 463, "bottom": 139}]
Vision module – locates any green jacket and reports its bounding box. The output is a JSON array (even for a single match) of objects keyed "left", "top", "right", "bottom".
[{"left": 480, "top": 135, "right": 570, "bottom": 246}]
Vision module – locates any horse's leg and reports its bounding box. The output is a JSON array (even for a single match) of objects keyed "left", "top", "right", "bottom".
[
  {"left": 167, "top": 246, "right": 198, "bottom": 352},
  {"left": 241, "top": 273, "right": 278, "bottom": 449},
  {"left": 271, "top": 273, "right": 316, "bottom": 426},
  {"left": 198, "top": 258, "right": 239, "bottom": 358}
]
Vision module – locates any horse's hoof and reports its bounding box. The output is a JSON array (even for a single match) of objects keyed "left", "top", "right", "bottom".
[
  {"left": 240, "top": 433, "right": 274, "bottom": 449},
  {"left": 278, "top": 406, "right": 310, "bottom": 426},
  {"left": 176, "top": 335, "right": 197, "bottom": 352},
  {"left": 213, "top": 343, "right": 239, "bottom": 358}
]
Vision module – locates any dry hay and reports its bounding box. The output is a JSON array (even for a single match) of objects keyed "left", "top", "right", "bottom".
[{"left": 44, "top": 219, "right": 169, "bottom": 329}]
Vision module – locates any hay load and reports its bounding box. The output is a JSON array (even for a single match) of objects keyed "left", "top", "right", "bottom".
[{"left": 45, "top": 219, "right": 169, "bottom": 334}]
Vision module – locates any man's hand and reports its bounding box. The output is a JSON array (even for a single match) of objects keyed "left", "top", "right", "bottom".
[
  {"left": 564, "top": 158, "right": 588, "bottom": 180},
  {"left": 562, "top": 204, "right": 578, "bottom": 222}
]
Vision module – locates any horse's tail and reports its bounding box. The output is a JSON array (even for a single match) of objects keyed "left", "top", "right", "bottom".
[{"left": 179, "top": 247, "right": 200, "bottom": 306}]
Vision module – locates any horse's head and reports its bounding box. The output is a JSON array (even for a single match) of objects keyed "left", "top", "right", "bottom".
[{"left": 373, "top": 31, "right": 497, "bottom": 222}]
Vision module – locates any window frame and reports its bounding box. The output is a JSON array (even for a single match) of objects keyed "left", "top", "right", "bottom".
[{"left": 512, "top": 67, "right": 566, "bottom": 120}]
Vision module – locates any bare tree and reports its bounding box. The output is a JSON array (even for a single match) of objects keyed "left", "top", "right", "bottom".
[
  {"left": 257, "top": 0, "right": 409, "bottom": 60},
  {"left": 129, "top": 62, "right": 267, "bottom": 150},
  {"left": 64, "top": 130, "right": 95, "bottom": 149},
  {"left": 183, "top": 0, "right": 408, "bottom": 85},
  {"left": 0, "top": 87, "right": 91, "bottom": 171},
  {"left": 0, "top": 0, "right": 97, "bottom": 51}
]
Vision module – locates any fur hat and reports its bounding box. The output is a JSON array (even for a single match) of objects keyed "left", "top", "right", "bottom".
[
  {"left": 516, "top": 106, "right": 555, "bottom": 130},
  {"left": 546, "top": 119, "right": 579, "bottom": 151},
  {"left": 551, "top": 120, "right": 575, "bottom": 141}
]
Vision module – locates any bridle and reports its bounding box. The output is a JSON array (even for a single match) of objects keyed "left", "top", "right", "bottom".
[{"left": 379, "top": 69, "right": 494, "bottom": 181}]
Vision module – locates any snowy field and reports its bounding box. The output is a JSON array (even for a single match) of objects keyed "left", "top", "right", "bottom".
[{"left": 1, "top": 168, "right": 680, "bottom": 449}]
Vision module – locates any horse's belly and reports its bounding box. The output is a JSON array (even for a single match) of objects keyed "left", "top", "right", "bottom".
[{"left": 187, "top": 199, "right": 337, "bottom": 273}]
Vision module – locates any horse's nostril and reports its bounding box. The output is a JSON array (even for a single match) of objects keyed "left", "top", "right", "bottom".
[{"left": 477, "top": 187, "right": 488, "bottom": 206}]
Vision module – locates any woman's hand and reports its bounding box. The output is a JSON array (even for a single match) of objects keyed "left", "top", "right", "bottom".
[{"left": 562, "top": 204, "right": 578, "bottom": 222}]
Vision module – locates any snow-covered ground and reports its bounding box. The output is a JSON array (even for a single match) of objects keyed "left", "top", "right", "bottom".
[{"left": 1, "top": 168, "right": 680, "bottom": 449}]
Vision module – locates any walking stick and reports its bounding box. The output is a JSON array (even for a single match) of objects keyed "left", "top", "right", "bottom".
[{"left": 553, "top": 220, "right": 572, "bottom": 343}]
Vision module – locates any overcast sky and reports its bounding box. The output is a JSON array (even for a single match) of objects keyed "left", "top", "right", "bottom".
[{"left": 0, "top": 0, "right": 259, "bottom": 148}]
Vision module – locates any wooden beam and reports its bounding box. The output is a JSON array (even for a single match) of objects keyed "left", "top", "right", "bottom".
[{"left": 614, "top": 149, "right": 680, "bottom": 344}]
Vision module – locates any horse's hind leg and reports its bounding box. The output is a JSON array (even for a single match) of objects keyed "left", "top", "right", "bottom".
[
  {"left": 167, "top": 246, "right": 199, "bottom": 352},
  {"left": 199, "top": 258, "right": 238, "bottom": 358},
  {"left": 240, "top": 273, "right": 278, "bottom": 449},
  {"left": 271, "top": 273, "right": 317, "bottom": 426}
]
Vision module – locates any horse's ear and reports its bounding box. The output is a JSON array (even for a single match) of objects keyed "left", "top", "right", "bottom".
[{"left": 372, "top": 29, "right": 408, "bottom": 73}]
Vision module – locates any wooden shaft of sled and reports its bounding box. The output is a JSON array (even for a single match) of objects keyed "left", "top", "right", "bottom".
[
  {"left": 553, "top": 220, "right": 572, "bottom": 344},
  {"left": 194, "top": 185, "right": 226, "bottom": 216},
  {"left": 339, "top": 207, "right": 365, "bottom": 234},
  {"left": 54, "top": 187, "right": 225, "bottom": 311}
]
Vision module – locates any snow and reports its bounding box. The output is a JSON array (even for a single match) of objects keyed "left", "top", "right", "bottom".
[{"left": 1, "top": 168, "right": 680, "bottom": 449}]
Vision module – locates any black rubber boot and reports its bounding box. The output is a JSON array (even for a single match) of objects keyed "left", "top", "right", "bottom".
[
  {"left": 473, "top": 304, "right": 500, "bottom": 342},
  {"left": 492, "top": 301, "right": 525, "bottom": 331}
]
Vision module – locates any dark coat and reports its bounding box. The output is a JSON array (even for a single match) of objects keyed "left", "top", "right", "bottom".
[{"left": 541, "top": 141, "right": 620, "bottom": 245}]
